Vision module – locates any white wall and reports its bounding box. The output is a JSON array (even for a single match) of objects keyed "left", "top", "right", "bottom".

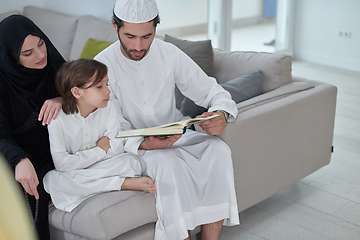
[
  {"left": 293, "top": 0, "right": 360, "bottom": 71},
  {"left": 42, "top": 0, "right": 117, "bottom": 23},
  {"left": 1, "top": 0, "right": 259, "bottom": 31},
  {"left": 156, "top": 0, "right": 207, "bottom": 31},
  {"left": 0, "top": 0, "right": 43, "bottom": 13},
  {"left": 233, "top": 0, "right": 262, "bottom": 20}
]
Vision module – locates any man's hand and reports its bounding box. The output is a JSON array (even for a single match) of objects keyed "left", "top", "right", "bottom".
[
  {"left": 15, "top": 158, "right": 39, "bottom": 199},
  {"left": 97, "top": 136, "right": 111, "bottom": 153},
  {"left": 198, "top": 111, "right": 227, "bottom": 135},
  {"left": 38, "top": 97, "right": 63, "bottom": 126},
  {"left": 139, "top": 135, "right": 182, "bottom": 150}
]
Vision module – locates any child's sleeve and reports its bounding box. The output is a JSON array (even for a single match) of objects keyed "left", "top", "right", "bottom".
[
  {"left": 104, "top": 101, "right": 144, "bottom": 156},
  {"left": 48, "top": 117, "right": 107, "bottom": 172},
  {"left": 103, "top": 102, "right": 125, "bottom": 157}
]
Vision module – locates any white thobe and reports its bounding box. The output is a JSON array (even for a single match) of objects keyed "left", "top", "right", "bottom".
[
  {"left": 43, "top": 101, "right": 141, "bottom": 212},
  {"left": 95, "top": 38, "right": 240, "bottom": 239}
]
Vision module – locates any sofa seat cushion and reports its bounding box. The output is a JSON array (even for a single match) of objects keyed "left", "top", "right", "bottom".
[
  {"left": 212, "top": 50, "right": 292, "bottom": 93},
  {"left": 23, "top": 6, "right": 78, "bottom": 61},
  {"left": 181, "top": 70, "right": 264, "bottom": 118},
  {"left": 70, "top": 15, "right": 118, "bottom": 60},
  {"left": 49, "top": 191, "right": 157, "bottom": 240}
]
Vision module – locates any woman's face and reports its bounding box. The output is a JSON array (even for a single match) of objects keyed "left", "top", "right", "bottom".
[{"left": 19, "top": 34, "right": 47, "bottom": 69}]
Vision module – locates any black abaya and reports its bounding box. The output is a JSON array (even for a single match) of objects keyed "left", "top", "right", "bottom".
[{"left": 0, "top": 15, "right": 65, "bottom": 240}]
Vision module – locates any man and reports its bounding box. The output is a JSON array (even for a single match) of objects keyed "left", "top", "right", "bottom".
[{"left": 95, "top": 0, "right": 239, "bottom": 239}]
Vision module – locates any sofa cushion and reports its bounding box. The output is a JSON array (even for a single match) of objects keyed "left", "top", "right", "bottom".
[
  {"left": 80, "top": 38, "right": 113, "bottom": 59},
  {"left": 164, "top": 35, "right": 215, "bottom": 109},
  {"left": 0, "top": 10, "right": 21, "bottom": 22},
  {"left": 70, "top": 15, "right": 118, "bottom": 60},
  {"left": 23, "top": 6, "right": 78, "bottom": 61},
  {"left": 212, "top": 50, "right": 292, "bottom": 93},
  {"left": 49, "top": 191, "right": 157, "bottom": 240},
  {"left": 181, "top": 70, "right": 264, "bottom": 118},
  {"left": 164, "top": 34, "right": 214, "bottom": 77}
]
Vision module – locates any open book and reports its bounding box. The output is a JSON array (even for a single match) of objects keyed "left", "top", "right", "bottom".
[{"left": 116, "top": 113, "right": 222, "bottom": 138}]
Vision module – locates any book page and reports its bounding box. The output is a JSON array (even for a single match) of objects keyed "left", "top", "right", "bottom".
[
  {"left": 116, "top": 113, "right": 222, "bottom": 138},
  {"left": 184, "top": 113, "right": 222, "bottom": 126}
]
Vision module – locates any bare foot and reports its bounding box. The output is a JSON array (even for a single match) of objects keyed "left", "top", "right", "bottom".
[{"left": 121, "top": 176, "right": 156, "bottom": 194}]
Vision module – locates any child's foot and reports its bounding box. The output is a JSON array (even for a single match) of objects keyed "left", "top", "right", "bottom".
[{"left": 122, "top": 176, "right": 157, "bottom": 194}]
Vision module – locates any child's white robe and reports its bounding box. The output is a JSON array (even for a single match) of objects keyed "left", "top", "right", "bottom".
[{"left": 43, "top": 102, "right": 141, "bottom": 212}]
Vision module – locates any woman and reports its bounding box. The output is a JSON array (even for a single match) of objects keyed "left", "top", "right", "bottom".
[{"left": 0, "top": 15, "right": 65, "bottom": 240}]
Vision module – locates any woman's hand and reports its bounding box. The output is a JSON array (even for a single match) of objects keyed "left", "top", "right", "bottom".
[
  {"left": 38, "top": 97, "right": 63, "bottom": 126},
  {"left": 97, "top": 136, "right": 111, "bottom": 153},
  {"left": 198, "top": 111, "right": 227, "bottom": 136},
  {"left": 15, "top": 158, "right": 39, "bottom": 199},
  {"left": 139, "top": 135, "right": 182, "bottom": 150}
]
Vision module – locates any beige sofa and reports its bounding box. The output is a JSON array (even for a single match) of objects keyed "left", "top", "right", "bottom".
[{"left": 1, "top": 6, "right": 337, "bottom": 240}]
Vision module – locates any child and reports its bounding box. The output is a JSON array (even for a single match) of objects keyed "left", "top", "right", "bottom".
[{"left": 43, "top": 58, "right": 156, "bottom": 212}]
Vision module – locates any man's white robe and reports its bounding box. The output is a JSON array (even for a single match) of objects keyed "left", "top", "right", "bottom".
[{"left": 95, "top": 38, "right": 239, "bottom": 239}]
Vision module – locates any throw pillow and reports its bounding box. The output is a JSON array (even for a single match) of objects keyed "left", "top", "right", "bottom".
[
  {"left": 164, "top": 34, "right": 214, "bottom": 77},
  {"left": 180, "top": 69, "right": 264, "bottom": 118},
  {"left": 80, "top": 38, "right": 113, "bottom": 59}
]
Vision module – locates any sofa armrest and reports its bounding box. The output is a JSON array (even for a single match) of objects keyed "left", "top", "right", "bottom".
[
  {"left": 236, "top": 81, "right": 314, "bottom": 114},
  {"left": 213, "top": 50, "right": 292, "bottom": 93},
  {"left": 219, "top": 79, "right": 337, "bottom": 212}
]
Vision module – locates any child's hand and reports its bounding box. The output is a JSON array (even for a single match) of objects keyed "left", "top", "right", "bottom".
[{"left": 97, "top": 136, "right": 111, "bottom": 153}]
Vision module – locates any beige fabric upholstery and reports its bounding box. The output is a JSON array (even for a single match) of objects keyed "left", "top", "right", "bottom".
[
  {"left": 23, "top": 6, "right": 78, "bottom": 61},
  {"left": 49, "top": 191, "right": 156, "bottom": 240},
  {"left": 0, "top": 10, "right": 21, "bottom": 22},
  {"left": 213, "top": 50, "right": 292, "bottom": 92},
  {"left": 237, "top": 81, "right": 314, "bottom": 114},
  {"left": 70, "top": 15, "right": 118, "bottom": 60},
  {"left": 220, "top": 81, "right": 337, "bottom": 212}
]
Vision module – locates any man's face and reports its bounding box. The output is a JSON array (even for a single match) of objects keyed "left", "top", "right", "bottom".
[{"left": 115, "top": 21, "right": 155, "bottom": 61}]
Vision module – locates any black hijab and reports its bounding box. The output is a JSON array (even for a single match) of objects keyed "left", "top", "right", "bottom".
[{"left": 0, "top": 15, "right": 65, "bottom": 112}]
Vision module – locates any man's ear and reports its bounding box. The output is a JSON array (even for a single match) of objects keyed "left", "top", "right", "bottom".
[
  {"left": 71, "top": 87, "right": 81, "bottom": 99},
  {"left": 111, "top": 19, "right": 118, "bottom": 33}
]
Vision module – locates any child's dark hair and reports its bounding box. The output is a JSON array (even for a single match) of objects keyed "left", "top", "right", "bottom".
[{"left": 55, "top": 58, "right": 108, "bottom": 114}]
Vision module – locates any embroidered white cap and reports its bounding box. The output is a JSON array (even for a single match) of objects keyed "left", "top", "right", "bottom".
[{"left": 114, "top": 0, "right": 159, "bottom": 23}]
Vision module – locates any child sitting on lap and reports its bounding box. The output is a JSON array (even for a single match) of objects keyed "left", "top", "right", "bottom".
[{"left": 43, "top": 58, "right": 156, "bottom": 212}]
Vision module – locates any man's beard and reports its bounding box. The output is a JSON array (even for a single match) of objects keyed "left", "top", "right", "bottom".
[{"left": 119, "top": 37, "right": 150, "bottom": 61}]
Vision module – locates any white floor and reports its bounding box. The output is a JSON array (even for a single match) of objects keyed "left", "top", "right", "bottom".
[{"left": 179, "top": 24, "right": 360, "bottom": 239}]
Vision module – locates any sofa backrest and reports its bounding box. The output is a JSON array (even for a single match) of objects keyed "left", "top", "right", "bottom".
[
  {"left": 0, "top": 10, "right": 21, "bottom": 22},
  {"left": 21, "top": 6, "right": 118, "bottom": 61},
  {"left": 23, "top": 6, "right": 78, "bottom": 61},
  {"left": 69, "top": 15, "right": 117, "bottom": 60},
  {"left": 213, "top": 50, "right": 292, "bottom": 93}
]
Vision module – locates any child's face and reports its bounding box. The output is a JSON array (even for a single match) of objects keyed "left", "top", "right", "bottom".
[{"left": 78, "top": 75, "right": 110, "bottom": 111}]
